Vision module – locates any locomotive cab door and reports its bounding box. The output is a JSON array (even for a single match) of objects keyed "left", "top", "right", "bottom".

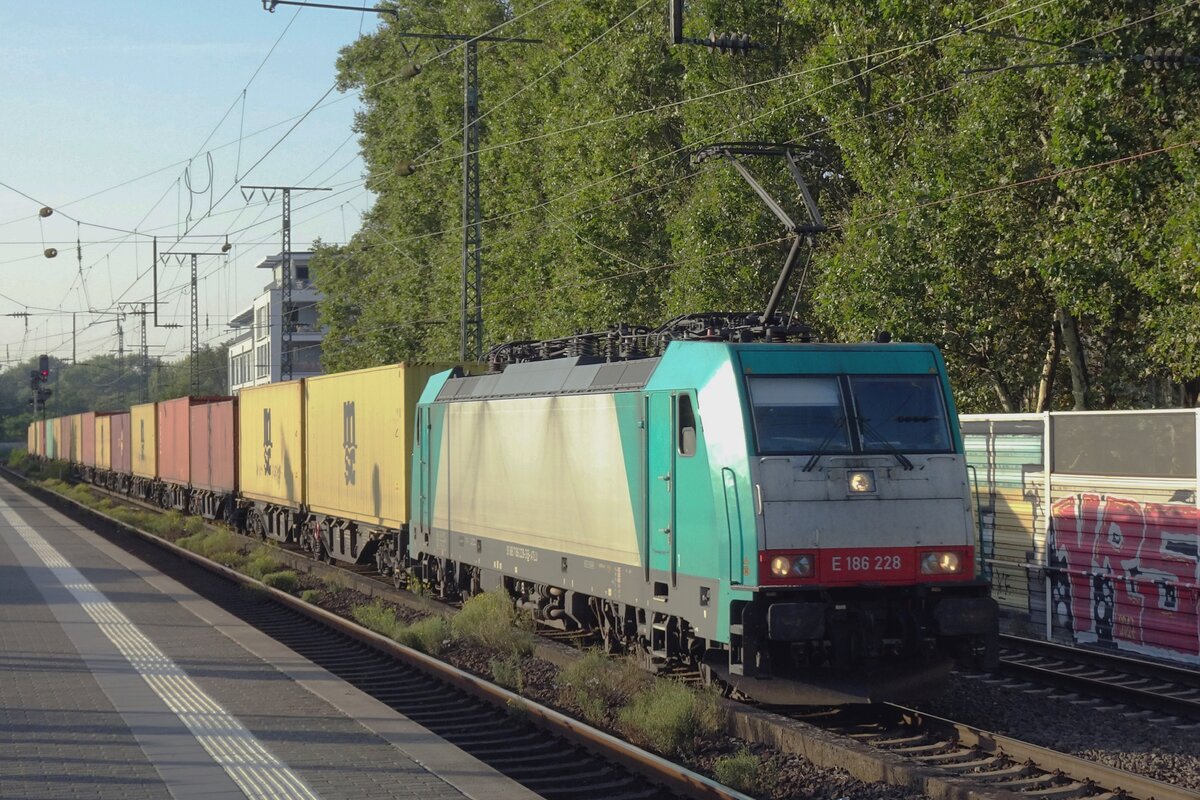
[
  {"left": 416, "top": 406, "right": 432, "bottom": 540},
  {"left": 646, "top": 392, "right": 676, "bottom": 592}
]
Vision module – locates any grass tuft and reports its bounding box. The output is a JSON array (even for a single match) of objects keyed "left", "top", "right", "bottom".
[
  {"left": 396, "top": 615, "right": 452, "bottom": 656},
  {"left": 489, "top": 654, "right": 524, "bottom": 692},
  {"left": 713, "top": 748, "right": 769, "bottom": 795},
  {"left": 451, "top": 587, "right": 534, "bottom": 658},
  {"left": 300, "top": 589, "right": 323, "bottom": 604},
  {"left": 617, "top": 680, "right": 724, "bottom": 756},
  {"left": 558, "top": 650, "right": 651, "bottom": 726},
  {"left": 261, "top": 570, "right": 298, "bottom": 593},
  {"left": 243, "top": 546, "right": 283, "bottom": 580}
]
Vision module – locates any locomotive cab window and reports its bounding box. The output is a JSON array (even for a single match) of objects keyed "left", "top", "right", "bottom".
[
  {"left": 678, "top": 394, "right": 697, "bottom": 457},
  {"left": 848, "top": 375, "right": 952, "bottom": 454},
  {"left": 748, "top": 377, "right": 851, "bottom": 455},
  {"left": 747, "top": 374, "right": 953, "bottom": 455}
]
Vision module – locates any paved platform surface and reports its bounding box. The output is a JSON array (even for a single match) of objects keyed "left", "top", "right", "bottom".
[{"left": 0, "top": 474, "right": 541, "bottom": 800}]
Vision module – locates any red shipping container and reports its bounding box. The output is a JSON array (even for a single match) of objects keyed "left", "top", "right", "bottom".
[
  {"left": 157, "top": 397, "right": 192, "bottom": 486},
  {"left": 111, "top": 413, "right": 132, "bottom": 475},
  {"left": 190, "top": 398, "right": 238, "bottom": 493},
  {"left": 81, "top": 412, "right": 97, "bottom": 467}
]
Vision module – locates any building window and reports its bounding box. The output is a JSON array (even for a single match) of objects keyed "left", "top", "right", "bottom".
[
  {"left": 256, "top": 344, "right": 270, "bottom": 378},
  {"left": 255, "top": 306, "right": 269, "bottom": 340}
]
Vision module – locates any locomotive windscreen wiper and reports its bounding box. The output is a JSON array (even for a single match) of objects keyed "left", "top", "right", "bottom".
[
  {"left": 855, "top": 416, "right": 915, "bottom": 470},
  {"left": 802, "top": 416, "right": 847, "bottom": 472}
]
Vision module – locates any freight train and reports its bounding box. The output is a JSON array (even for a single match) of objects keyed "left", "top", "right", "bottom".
[{"left": 26, "top": 316, "right": 998, "bottom": 704}]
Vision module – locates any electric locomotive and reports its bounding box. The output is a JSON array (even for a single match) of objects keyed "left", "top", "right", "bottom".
[{"left": 404, "top": 316, "right": 998, "bottom": 704}]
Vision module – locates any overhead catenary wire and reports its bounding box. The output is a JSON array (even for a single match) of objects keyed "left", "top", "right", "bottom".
[
  {"left": 146, "top": 133, "right": 1200, "bottom": 375},
  {"left": 11, "top": 0, "right": 1194, "bottom": 365}
]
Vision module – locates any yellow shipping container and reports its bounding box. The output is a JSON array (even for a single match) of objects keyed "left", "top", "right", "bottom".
[
  {"left": 239, "top": 380, "right": 305, "bottom": 507},
  {"left": 130, "top": 402, "right": 158, "bottom": 479},
  {"left": 70, "top": 413, "right": 83, "bottom": 463},
  {"left": 96, "top": 414, "right": 111, "bottom": 470},
  {"left": 305, "top": 363, "right": 446, "bottom": 529},
  {"left": 26, "top": 423, "right": 35, "bottom": 455}
]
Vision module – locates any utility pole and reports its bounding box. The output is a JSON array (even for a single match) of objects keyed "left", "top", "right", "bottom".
[
  {"left": 72, "top": 313, "right": 76, "bottom": 363},
  {"left": 121, "top": 303, "right": 151, "bottom": 402},
  {"left": 240, "top": 184, "right": 330, "bottom": 380},
  {"left": 116, "top": 315, "right": 126, "bottom": 406},
  {"left": 260, "top": 0, "right": 540, "bottom": 361},
  {"left": 140, "top": 303, "right": 149, "bottom": 401},
  {"left": 158, "top": 251, "right": 208, "bottom": 394}
]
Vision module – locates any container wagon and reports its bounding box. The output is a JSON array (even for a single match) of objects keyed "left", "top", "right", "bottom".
[{"left": 130, "top": 402, "right": 157, "bottom": 501}]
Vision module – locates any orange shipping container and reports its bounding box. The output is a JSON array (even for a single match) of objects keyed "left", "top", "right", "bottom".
[{"left": 190, "top": 398, "right": 238, "bottom": 493}]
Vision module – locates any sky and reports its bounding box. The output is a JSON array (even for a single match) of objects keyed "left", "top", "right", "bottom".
[{"left": 0, "top": 1, "right": 390, "bottom": 368}]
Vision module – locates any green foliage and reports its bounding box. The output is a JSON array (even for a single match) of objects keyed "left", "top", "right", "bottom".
[
  {"left": 352, "top": 600, "right": 451, "bottom": 655},
  {"left": 616, "top": 681, "right": 723, "bottom": 756},
  {"left": 353, "top": 600, "right": 409, "bottom": 639},
  {"left": 396, "top": 615, "right": 452, "bottom": 655},
  {"left": 450, "top": 587, "right": 534, "bottom": 658},
  {"left": 489, "top": 654, "right": 524, "bottom": 691},
  {"left": 244, "top": 546, "right": 284, "bottom": 581},
  {"left": 309, "top": 0, "right": 1200, "bottom": 411},
  {"left": 262, "top": 570, "right": 299, "bottom": 593},
  {"left": 176, "top": 528, "right": 242, "bottom": 566},
  {"left": 300, "top": 589, "right": 323, "bottom": 604},
  {"left": 713, "top": 748, "right": 769, "bottom": 796},
  {"left": 558, "top": 650, "right": 651, "bottom": 725}
]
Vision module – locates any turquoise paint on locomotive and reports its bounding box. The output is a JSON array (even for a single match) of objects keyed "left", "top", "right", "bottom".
[{"left": 410, "top": 340, "right": 998, "bottom": 704}]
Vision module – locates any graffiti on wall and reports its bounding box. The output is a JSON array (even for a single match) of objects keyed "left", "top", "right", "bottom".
[{"left": 1047, "top": 493, "right": 1199, "bottom": 663}]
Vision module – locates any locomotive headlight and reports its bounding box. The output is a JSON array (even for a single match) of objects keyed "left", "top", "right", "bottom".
[
  {"left": 847, "top": 470, "right": 876, "bottom": 493},
  {"left": 769, "top": 553, "right": 814, "bottom": 578},
  {"left": 920, "top": 551, "right": 962, "bottom": 575}
]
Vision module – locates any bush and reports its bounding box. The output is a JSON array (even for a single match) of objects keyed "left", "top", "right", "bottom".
[
  {"left": 558, "top": 650, "right": 651, "bottom": 726},
  {"left": 261, "top": 570, "right": 298, "bottom": 593},
  {"left": 396, "top": 615, "right": 452, "bottom": 656},
  {"left": 489, "top": 655, "right": 523, "bottom": 691},
  {"left": 617, "top": 681, "right": 724, "bottom": 756},
  {"left": 451, "top": 587, "right": 534, "bottom": 658},
  {"left": 353, "top": 600, "right": 407, "bottom": 640},
  {"left": 6, "top": 449, "right": 28, "bottom": 469},
  {"left": 244, "top": 546, "right": 282, "bottom": 580},
  {"left": 714, "top": 749, "right": 768, "bottom": 795},
  {"left": 300, "top": 589, "right": 323, "bottom": 604},
  {"left": 352, "top": 601, "right": 451, "bottom": 655}
]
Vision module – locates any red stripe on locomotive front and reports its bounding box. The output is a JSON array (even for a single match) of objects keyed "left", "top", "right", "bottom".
[{"left": 758, "top": 546, "right": 975, "bottom": 587}]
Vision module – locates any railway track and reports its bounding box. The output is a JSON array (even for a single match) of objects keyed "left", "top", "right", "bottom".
[
  {"left": 23, "top": 473, "right": 1200, "bottom": 800},
  {"left": 772, "top": 702, "right": 1194, "bottom": 800},
  {"left": 995, "top": 634, "right": 1200, "bottom": 725}
]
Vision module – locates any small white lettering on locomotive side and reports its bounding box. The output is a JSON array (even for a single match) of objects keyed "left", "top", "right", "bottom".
[
  {"left": 831, "top": 556, "right": 842, "bottom": 571},
  {"left": 505, "top": 545, "right": 538, "bottom": 562}
]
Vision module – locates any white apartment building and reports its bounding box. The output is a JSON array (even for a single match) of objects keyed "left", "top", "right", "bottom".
[{"left": 227, "top": 252, "right": 325, "bottom": 393}]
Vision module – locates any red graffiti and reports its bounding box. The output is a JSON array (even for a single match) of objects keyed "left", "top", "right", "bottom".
[{"left": 1049, "top": 493, "right": 1199, "bottom": 663}]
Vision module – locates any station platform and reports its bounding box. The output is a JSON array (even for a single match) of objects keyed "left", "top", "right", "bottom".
[{"left": 0, "top": 475, "right": 541, "bottom": 800}]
